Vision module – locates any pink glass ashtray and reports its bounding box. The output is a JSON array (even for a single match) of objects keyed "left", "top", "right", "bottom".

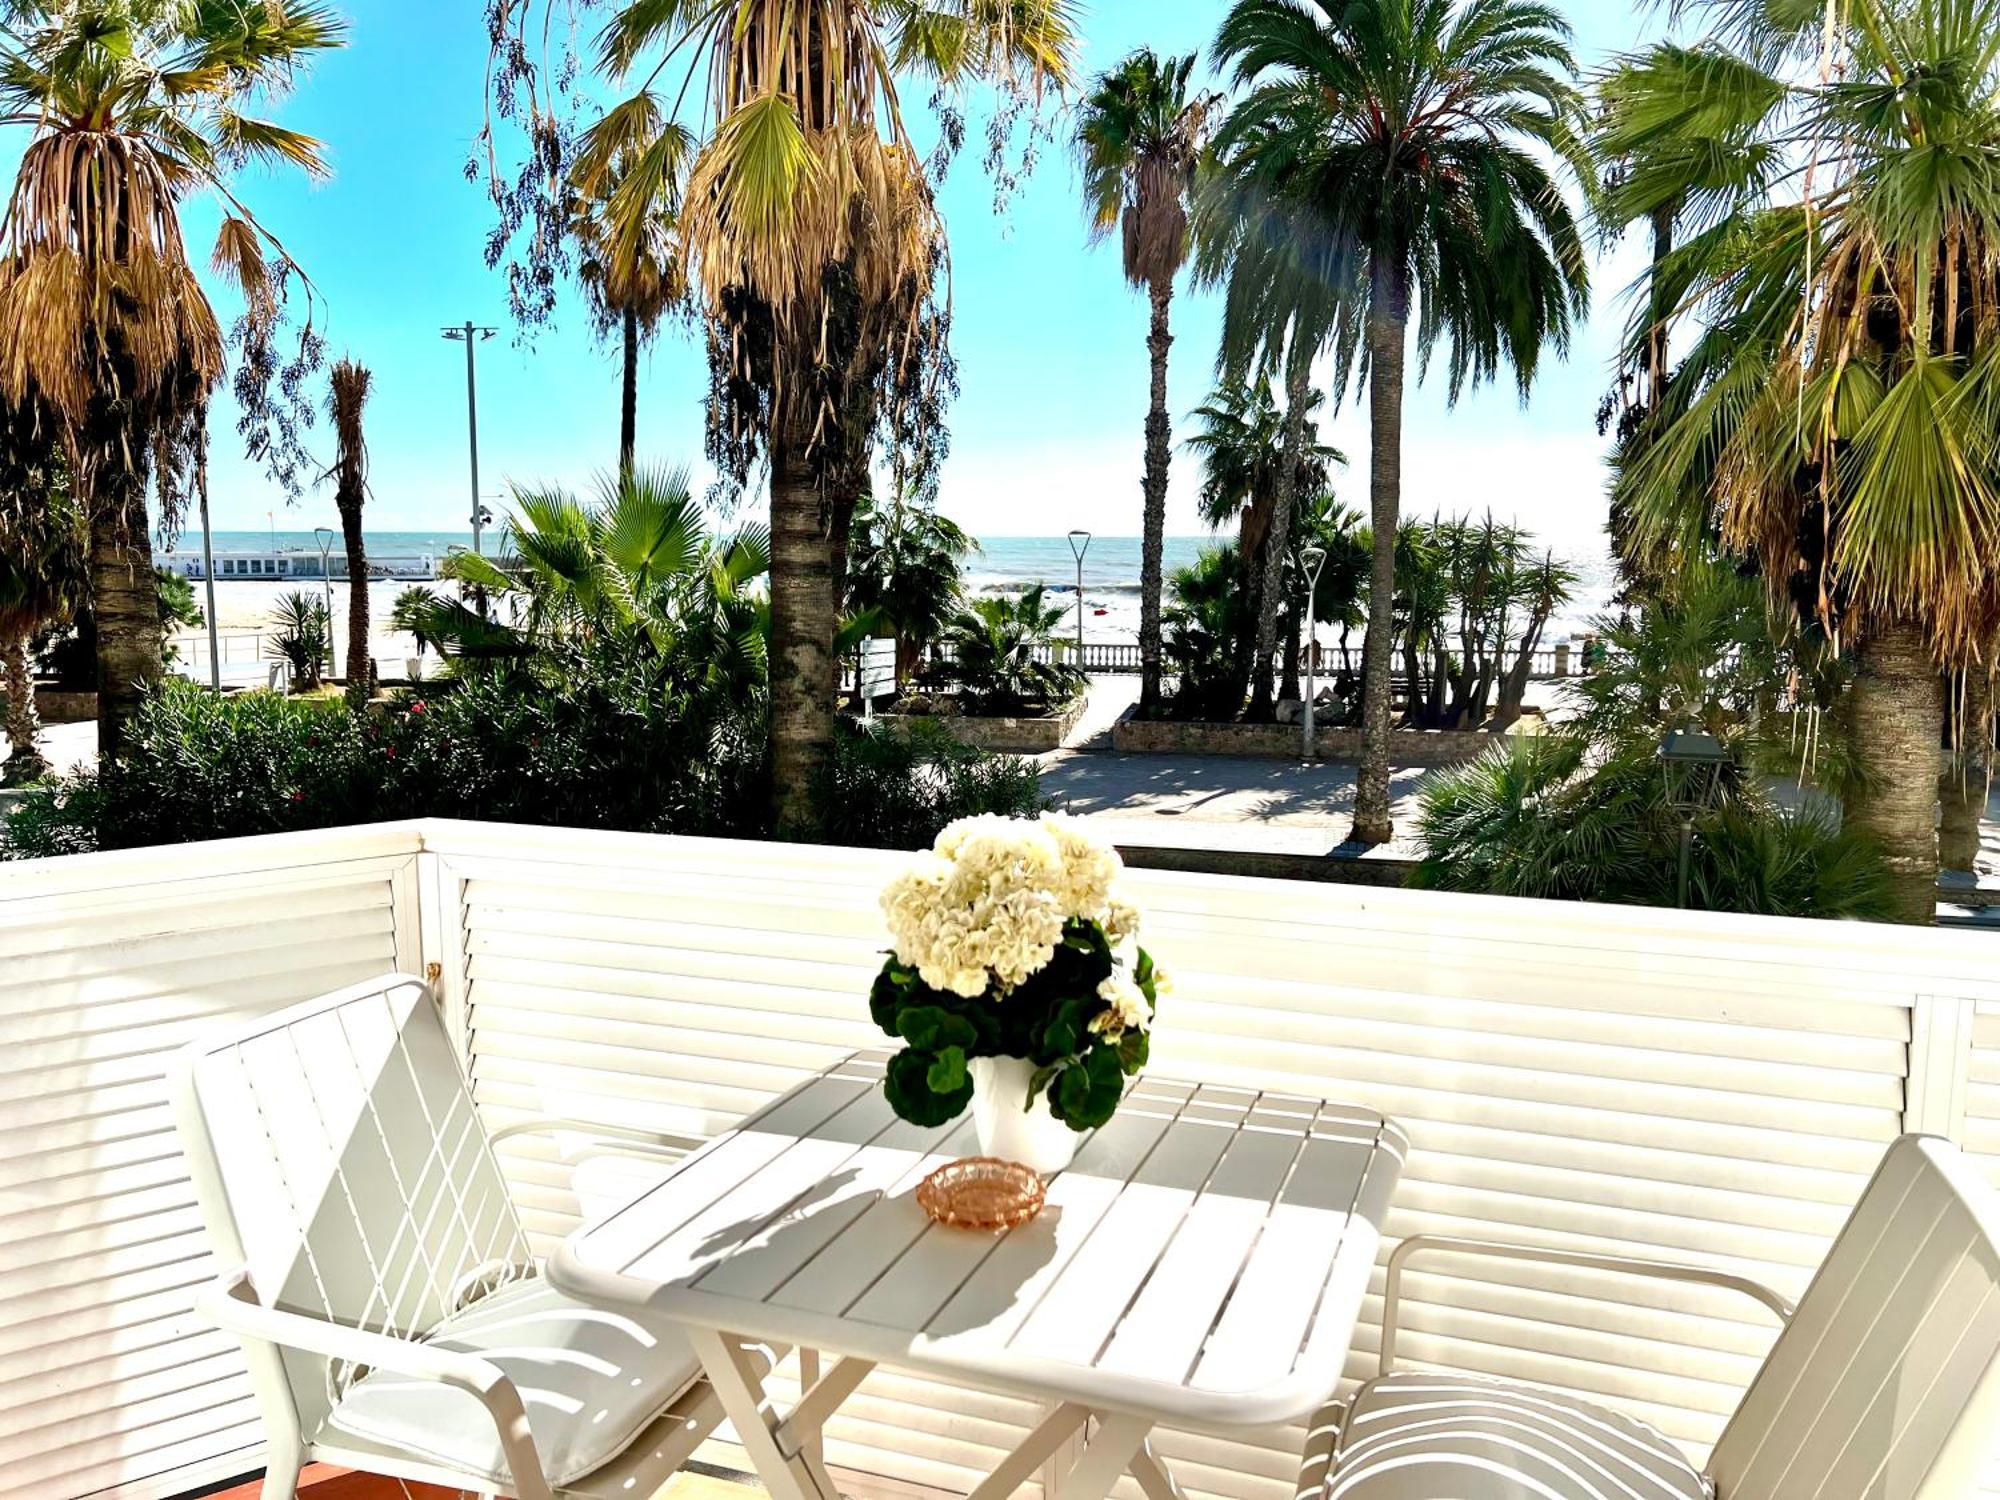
[{"left": 915, "top": 1157, "right": 1047, "bottom": 1230}]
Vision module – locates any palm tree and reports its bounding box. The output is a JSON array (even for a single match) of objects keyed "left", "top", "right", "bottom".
[
  {"left": 530, "top": 1, "right": 1079, "bottom": 835},
  {"left": 327, "top": 361, "right": 374, "bottom": 706},
  {"left": 1613, "top": 0, "right": 2000, "bottom": 921},
  {"left": 0, "top": 425, "right": 81, "bottom": 785},
  {"left": 441, "top": 466, "right": 771, "bottom": 712},
  {"left": 944, "top": 587, "right": 1086, "bottom": 717},
  {"left": 1183, "top": 378, "right": 1341, "bottom": 711},
  {"left": 0, "top": 2, "right": 344, "bottom": 761},
  {"left": 568, "top": 98, "right": 693, "bottom": 477},
  {"left": 1211, "top": 0, "right": 1591, "bottom": 840},
  {"left": 845, "top": 491, "right": 974, "bottom": 688},
  {"left": 1075, "top": 49, "right": 1221, "bottom": 716}
]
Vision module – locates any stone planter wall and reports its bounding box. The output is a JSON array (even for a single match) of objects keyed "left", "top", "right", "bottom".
[
  {"left": 1111, "top": 706, "right": 1501, "bottom": 767},
  {"left": 0, "top": 687, "right": 96, "bottom": 724},
  {"left": 876, "top": 694, "right": 1086, "bottom": 755}
]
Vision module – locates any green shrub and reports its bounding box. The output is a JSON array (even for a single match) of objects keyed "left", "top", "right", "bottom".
[
  {"left": 4, "top": 684, "right": 379, "bottom": 857},
  {"left": 1412, "top": 737, "right": 1895, "bottom": 921},
  {"left": 819, "top": 719, "right": 1049, "bottom": 850},
  {"left": 5, "top": 671, "right": 1046, "bottom": 859},
  {"left": 945, "top": 587, "right": 1085, "bottom": 715}
]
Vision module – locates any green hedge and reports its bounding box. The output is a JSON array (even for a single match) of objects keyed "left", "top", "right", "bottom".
[{"left": 3, "top": 672, "right": 1047, "bottom": 858}]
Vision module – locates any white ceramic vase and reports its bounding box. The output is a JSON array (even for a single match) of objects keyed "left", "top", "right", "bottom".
[{"left": 968, "top": 1055, "right": 1079, "bottom": 1174}]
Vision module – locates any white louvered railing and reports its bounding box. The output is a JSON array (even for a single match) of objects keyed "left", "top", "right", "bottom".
[
  {"left": 0, "top": 829, "right": 424, "bottom": 1500},
  {"left": 3, "top": 818, "right": 1998, "bottom": 1500}
]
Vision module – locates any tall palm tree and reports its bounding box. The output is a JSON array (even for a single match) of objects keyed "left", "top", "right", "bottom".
[
  {"left": 564, "top": 0, "right": 1078, "bottom": 834},
  {"left": 0, "top": 421, "right": 81, "bottom": 785},
  {"left": 1613, "top": 0, "right": 2000, "bottom": 922},
  {"left": 0, "top": 2, "right": 342, "bottom": 761},
  {"left": 1075, "top": 49, "right": 1221, "bottom": 715},
  {"left": 1211, "top": 0, "right": 1591, "bottom": 840},
  {"left": 1183, "top": 378, "right": 1339, "bottom": 709},
  {"left": 568, "top": 97, "right": 694, "bottom": 478},
  {"left": 327, "top": 361, "right": 374, "bottom": 706}
]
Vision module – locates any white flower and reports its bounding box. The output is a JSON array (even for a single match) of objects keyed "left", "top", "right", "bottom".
[
  {"left": 879, "top": 815, "right": 1143, "bottom": 1000},
  {"left": 1092, "top": 973, "right": 1150, "bottom": 1036}
]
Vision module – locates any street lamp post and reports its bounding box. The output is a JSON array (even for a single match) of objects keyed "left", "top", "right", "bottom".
[
  {"left": 1300, "top": 545, "right": 1328, "bottom": 762},
  {"left": 1066, "top": 529, "right": 1091, "bottom": 666},
  {"left": 193, "top": 493, "right": 220, "bottom": 693},
  {"left": 1658, "top": 727, "right": 1730, "bottom": 908},
  {"left": 313, "top": 527, "right": 337, "bottom": 684},
  {"left": 441, "top": 322, "right": 499, "bottom": 556}
]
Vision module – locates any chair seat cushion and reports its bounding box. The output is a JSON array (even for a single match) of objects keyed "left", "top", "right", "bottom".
[
  {"left": 1328, "top": 1373, "right": 1710, "bottom": 1500},
  {"left": 325, "top": 1276, "right": 703, "bottom": 1489}
]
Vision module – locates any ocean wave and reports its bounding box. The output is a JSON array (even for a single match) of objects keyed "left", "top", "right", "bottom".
[{"left": 967, "top": 577, "right": 1144, "bottom": 596}]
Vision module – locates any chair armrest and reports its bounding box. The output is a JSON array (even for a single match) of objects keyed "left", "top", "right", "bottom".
[
  {"left": 1378, "top": 1234, "right": 1796, "bottom": 1377},
  {"left": 487, "top": 1116, "right": 702, "bottom": 1157},
  {"left": 200, "top": 1266, "right": 559, "bottom": 1500}
]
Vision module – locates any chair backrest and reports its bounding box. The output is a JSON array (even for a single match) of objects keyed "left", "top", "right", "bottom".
[
  {"left": 173, "top": 974, "right": 534, "bottom": 1431},
  {"left": 1707, "top": 1134, "right": 2000, "bottom": 1499}
]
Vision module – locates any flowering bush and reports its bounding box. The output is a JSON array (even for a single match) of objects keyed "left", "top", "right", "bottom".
[{"left": 871, "top": 815, "right": 1164, "bottom": 1133}]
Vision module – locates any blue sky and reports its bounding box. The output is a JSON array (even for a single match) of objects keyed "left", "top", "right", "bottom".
[{"left": 178, "top": 1, "right": 1659, "bottom": 555}]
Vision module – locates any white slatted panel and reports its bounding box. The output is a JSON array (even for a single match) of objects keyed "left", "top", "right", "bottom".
[
  {"left": 1970, "top": 1002, "right": 2000, "bottom": 1184},
  {"left": 1971, "top": 1001, "right": 2000, "bottom": 1500},
  {"left": 0, "top": 831, "right": 424, "bottom": 1500},
  {"left": 428, "top": 823, "right": 2000, "bottom": 1500}
]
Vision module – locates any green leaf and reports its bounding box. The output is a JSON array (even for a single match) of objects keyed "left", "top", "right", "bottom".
[
  {"left": 1116, "top": 1029, "right": 1150, "bottom": 1076},
  {"left": 927, "top": 1045, "right": 968, "bottom": 1095},
  {"left": 868, "top": 963, "right": 911, "bottom": 1035},
  {"left": 899, "top": 1005, "right": 976, "bottom": 1053},
  {"left": 884, "top": 1050, "right": 972, "bottom": 1128},
  {"left": 1027, "top": 1061, "right": 1064, "bottom": 1106},
  {"left": 1047, "top": 1044, "right": 1127, "bottom": 1132}
]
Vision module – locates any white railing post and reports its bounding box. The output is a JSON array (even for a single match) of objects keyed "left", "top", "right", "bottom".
[{"left": 1906, "top": 994, "right": 1978, "bottom": 1138}]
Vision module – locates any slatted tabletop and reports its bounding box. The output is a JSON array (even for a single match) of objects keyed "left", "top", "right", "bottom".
[{"left": 550, "top": 1053, "right": 1408, "bottom": 1428}]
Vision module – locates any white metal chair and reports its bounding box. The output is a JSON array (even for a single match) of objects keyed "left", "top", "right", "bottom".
[
  {"left": 172, "top": 973, "right": 734, "bottom": 1500},
  {"left": 1306, "top": 1134, "right": 2000, "bottom": 1500}
]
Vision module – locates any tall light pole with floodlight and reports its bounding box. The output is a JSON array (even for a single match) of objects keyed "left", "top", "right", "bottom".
[
  {"left": 313, "top": 527, "right": 337, "bottom": 682},
  {"left": 1067, "top": 529, "right": 1092, "bottom": 663},
  {"left": 1301, "top": 545, "right": 1328, "bottom": 761},
  {"left": 441, "top": 322, "right": 498, "bottom": 556}
]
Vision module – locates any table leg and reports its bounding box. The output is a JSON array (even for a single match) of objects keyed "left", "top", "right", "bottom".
[
  {"left": 966, "top": 1404, "right": 1090, "bottom": 1500},
  {"left": 1049, "top": 1414, "right": 1152, "bottom": 1500},
  {"left": 688, "top": 1328, "right": 863, "bottom": 1500},
  {"left": 1129, "top": 1437, "right": 1188, "bottom": 1500}
]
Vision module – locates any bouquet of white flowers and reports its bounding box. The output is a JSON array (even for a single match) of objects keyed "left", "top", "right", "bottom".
[{"left": 872, "top": 814, "right": 1164, "bottom": 1136}]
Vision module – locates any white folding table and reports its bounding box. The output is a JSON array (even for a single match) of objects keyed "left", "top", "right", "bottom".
[{"left": 548, "top": 1053, "right": 1407, "bottom": 1500}]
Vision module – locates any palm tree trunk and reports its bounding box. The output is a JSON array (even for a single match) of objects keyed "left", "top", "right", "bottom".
[
  {"left": 1225, "top": 500, "right": 1270, "bottom": 712},
  {"left": 769, "top": 435, "right": 835, "bottom": 836},
  {"left": 1646, "top": 202, "right": 1676, "bottom": 408},
  {"left": 1940, "top": 668, "right": 1993, "bottom": 874},
  {"left": 88, "top": 495, "right": 162, "bottom": 766},
  {"left": 2, "top": 629, "right": 46, "bottom": 784},
  {"left": 1249, "top": 350, "right": 1313, "bottom": 721},
  {"left": 338, "top": 499, "right": 371, "bottom": 705},
  {"left": 1354, "top": 267, "right": 1409, "bottom": 846},
  {"left": 1280, "top": 596, "right": 1302, "bottom": 704},
  {"left": 1139, "top": 280, "right": 1174, "bottom": 715},
  {"left": 1848, "top": 618, "right": 1942, "bottom": 923},
  {"left": 620, "top": 306, "right": 640, "bottom": 480}
]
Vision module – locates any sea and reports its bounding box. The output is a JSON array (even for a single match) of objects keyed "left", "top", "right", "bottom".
[{"left": 169, "top": 529, "right": 1620, "bottom": 648}]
